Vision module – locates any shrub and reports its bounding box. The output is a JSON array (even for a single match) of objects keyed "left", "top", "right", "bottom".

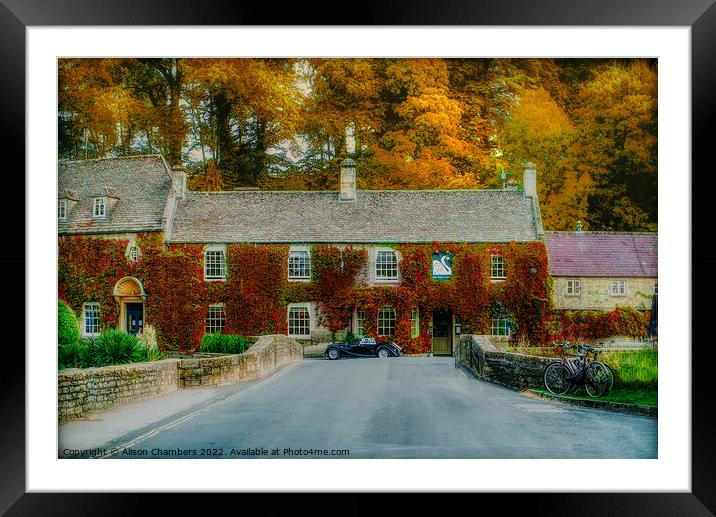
[
  {"left": 200, "top": 334, "right": 250, "bottom": 354},
  {"left": 81, "top": 329, "right": 145, "bottom": 367},
  {"left": 58, "top": 300, "right": 80, "bottom": 347},
  {"left": 58, "top": 341, "right": 83, "bottom": 369},
  {"left": 137, "top": 324, "right": 161, "bottom": 362}
]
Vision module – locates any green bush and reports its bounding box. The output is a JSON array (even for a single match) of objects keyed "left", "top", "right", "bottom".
[
  {"left": 200, "top": 334, "right": 250, "bottom": 354},
  {"left": 80, "top": 329, "right": 145, "bottom": 367},
  {"left": 58, "top": 300, "right": 80, "bottom": 347},
  {"left": 58, "top": 341, "right": 83, "bottom": 369}
]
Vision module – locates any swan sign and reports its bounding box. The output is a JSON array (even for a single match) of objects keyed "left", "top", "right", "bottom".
[{"left": 431, "top": 252, "right": 453, "bottom": 280}]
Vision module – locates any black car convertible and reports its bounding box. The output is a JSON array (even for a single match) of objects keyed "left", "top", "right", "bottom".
[{"left": 324, "top": 337, "right": 402, "bottom": 360}]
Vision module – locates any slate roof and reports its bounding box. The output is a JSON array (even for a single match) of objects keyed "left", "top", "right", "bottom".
[
  {"left": 545, "top": 231, "right": 657, "bottom": 277},
  {"left": 169, "top": 189, "right": 542, "bottom": 243},
  {"left": 58, "top": 155, "right": 173, "bottom": 235}
]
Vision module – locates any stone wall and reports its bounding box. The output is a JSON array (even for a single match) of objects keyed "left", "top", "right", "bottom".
[
  {"left": 552, "top": 276, "right": 656, "bottom": 311},
  {"left": 178, "top": 334, "right": 302, "bottom": 388},
  {"left": 58, "top": 335, "right": 303, "bottom": 422},
  {"left": 455, "top": 334, "right": 553, "bottom": 390},
  {"left": 58, "top": 359, "right": 179, "bottom": 422}
]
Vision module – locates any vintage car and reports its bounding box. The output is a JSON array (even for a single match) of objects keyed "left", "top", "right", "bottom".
[{"left": 324, "top": 337, "right": 402, "bottom": 360}]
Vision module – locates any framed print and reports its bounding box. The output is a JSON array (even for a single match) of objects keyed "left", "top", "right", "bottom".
[{"left": 4, "top": 0, "right": 714, "bottom": 513}]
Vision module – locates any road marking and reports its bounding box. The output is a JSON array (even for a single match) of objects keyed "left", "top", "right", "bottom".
[{"left": 94, "top": 362, "right": 299, "bottom": 458}]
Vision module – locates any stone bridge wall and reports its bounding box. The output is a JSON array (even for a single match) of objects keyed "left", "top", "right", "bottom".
[
  {"left": 58, "top": 335, "right": 302, "bottom": 422},
  {"left": 178, "top": 334, "right": 302, "bottom": 388},
  {"left": 455, "top": 334, "right": 553, "bottom": 390}
]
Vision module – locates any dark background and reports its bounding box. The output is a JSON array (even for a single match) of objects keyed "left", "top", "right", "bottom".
[{"left": 2, "top": 0, "right": 713, "bottom": 514}]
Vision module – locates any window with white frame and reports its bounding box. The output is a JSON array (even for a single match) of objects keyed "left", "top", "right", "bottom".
[
  {"left": 355, "top": 310, "right": 366, "bottom": 337},
  {"left": 58, "top": 199, "right": 67, "bottom": 220},
  {"left": 611, "top": 280, "right": 627, "bottom": 296},
  {"left": 128, "top": 245, "right": 140, "bottom": 262},
  {"left": 566, "top": 279, "right": 581, "bottom": 296},
  {"left": 375, "top": 249, "right": 398, "bottom": 281},
  {"left": 82, "top": 302, "right": 101, "bottom": 336},
  {"left": 204, "top": 247, "right": 226, "bottom": 281},
  {"left": 377, "top": 307, "right": 396, "bottom": 337},
  {"left": 205, "top": 304, "right": 226, "bottom": 334},
  {"left": 411, "top": 307, "right": 420, "bottom": 339},
  {"left": 490, "top": 253, "right": 506, "bottom": 279},
  {"left": 288, "top": 249, "right": 310, "bottom": 280},
  {"left": 288, "top": 306, "right": 311, "bottom": 338},
  {"left": 491, "top": 317, "right": 510, "bottom": 337},
  {"left": 93, "top": 197, "right": 107, "bottom": 218}
]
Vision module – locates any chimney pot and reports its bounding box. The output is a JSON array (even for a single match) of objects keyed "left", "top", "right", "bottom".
[
  {"left": 523, "top": 162, "right": 537, "bottom": 198},
  {"left": 576, "top": 220, "right": 584, "bottom": 234},
  {"left": 339, "top": 158, "right": 357, "bottom": 201}
]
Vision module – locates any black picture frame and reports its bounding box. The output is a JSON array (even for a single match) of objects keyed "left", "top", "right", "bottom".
[{"left": 3, "top": 0, "right": 712, "bottom": 514}]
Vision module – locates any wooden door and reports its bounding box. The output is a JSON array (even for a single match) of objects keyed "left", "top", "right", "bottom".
[{"left": 432, "top": 308, "right": 452, "bottom": 355}]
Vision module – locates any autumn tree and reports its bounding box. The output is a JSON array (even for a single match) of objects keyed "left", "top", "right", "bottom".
[{"left": 573, "top": 60, "right": 658, "bottom": 230}]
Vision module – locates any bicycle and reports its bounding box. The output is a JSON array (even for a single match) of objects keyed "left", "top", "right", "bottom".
[
  {"left": 543, "top": 342, "right": 610, "bottom": 397},
  {"left": 583, "top": 345, "right": 614, "bottom": 394}
]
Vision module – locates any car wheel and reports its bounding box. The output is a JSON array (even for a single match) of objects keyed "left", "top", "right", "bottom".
[
  {"left": 377, "top": 347, "right": 390, "bottom": 358},
  {"left": 327, "top": 348, "right": 341, "bottom": 360}
]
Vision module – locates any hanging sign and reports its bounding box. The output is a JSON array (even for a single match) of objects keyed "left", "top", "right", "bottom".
[{"left": 431, "top": 252, "right": 453, "bottom": 280}]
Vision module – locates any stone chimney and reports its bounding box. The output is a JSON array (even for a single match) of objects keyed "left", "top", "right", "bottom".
[
  {"left": 339, "top": 158, "right": 356, "bottom": 201},
  {"left": 523, "top": 162, "right": 537, "bottom": 198},
  {"left": 171, "top": 164, "right": 187, "bottom": 200}
]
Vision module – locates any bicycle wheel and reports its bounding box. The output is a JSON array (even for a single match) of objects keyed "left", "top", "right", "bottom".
[
  {"left": 544, "top": 362, "right": 571, "bottom": 395},
  {"left": 585, "top": 363, "right": 609, "bottom": 397},
  {"left": 592, "top": 361, "right": 614, "bottom": 393}
]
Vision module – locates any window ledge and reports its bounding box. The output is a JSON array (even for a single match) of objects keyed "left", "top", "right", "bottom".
[
  {"left": 205, "top": 277, "right": 226, "bottom": 282},
  {"left": 288, "top": 277, "right": 311, "bottom": 283},
  {"left": 490, "top": 278, "right": 506, "bottom": 282}
]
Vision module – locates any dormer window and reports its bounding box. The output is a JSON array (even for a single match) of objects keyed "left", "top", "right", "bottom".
[
  {"left": 58, "top": 199, "right": 67, "bottom": 220},
  {"left": 93, "top": 197, "right": 107, "bottom": 218}
]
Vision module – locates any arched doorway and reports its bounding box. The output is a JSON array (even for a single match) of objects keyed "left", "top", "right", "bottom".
[{"left": 113, "top": 277, "right": 146, "bottom": 335}]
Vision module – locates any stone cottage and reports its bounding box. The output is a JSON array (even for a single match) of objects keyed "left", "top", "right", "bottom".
[
  {"left": 58, "top": 156, "right": 549, "bottom": 355},
  {"left": 545, "top": 227, "right": 658, "bottom": 313}
]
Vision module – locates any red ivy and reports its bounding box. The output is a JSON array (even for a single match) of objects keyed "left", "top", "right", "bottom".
[{"left": 59, "top": 237, "right": 557, "bottom": 353}]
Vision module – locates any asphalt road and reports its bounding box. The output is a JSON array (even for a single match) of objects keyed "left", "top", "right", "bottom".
[{"left": 89, "top": 357, "right": 657, "bottom": 459}]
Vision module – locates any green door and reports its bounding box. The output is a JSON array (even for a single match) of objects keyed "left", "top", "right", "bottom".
[{"left": 432, "top": 309, "right": 452, "bottom": 356}]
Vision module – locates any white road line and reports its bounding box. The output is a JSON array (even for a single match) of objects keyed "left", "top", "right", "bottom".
[{"left": 94, "top": 362, "right": 299, "bottom": 458}]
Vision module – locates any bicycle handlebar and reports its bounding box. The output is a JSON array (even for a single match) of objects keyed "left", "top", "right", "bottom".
[{"left": 553, "top": 341, "right": 602, "bottom": 355}]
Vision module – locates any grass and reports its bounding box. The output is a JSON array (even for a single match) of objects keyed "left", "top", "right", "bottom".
[
  {"left": 523, "top": 347, "right": 658, "bottom": 407},
  {"left": 534, "top": 387, "right": 657, "bottom": 407},
  {"left": 600, "top": 349, "right": 657, "bottom": 390}
]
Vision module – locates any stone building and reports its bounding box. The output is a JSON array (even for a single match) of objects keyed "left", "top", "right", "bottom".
[
  {"left": 58, "top": 156, "right": 548, "bottom": 355},
  {"left": 545, "top": 228, "right": 658, "bottom": 312},
  {"left": 58, "top": 155, "right": 182, "bottom": 336}
]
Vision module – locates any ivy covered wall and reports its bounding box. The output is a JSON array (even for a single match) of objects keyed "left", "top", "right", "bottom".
[{"left": 59, "top": 235, "right": 557, "bottom": 353}]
